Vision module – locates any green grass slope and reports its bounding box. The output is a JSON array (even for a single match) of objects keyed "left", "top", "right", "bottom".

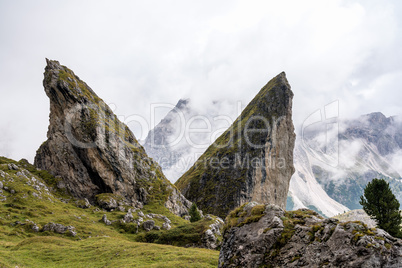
[
  {"left": 0, "top": 236, "right": 218, "bottom": 268},
  {"left": 0, "top": 157, "right": 219, "bottom": 267}
]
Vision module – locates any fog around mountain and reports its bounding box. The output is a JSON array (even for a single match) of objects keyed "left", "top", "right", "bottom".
[{"left": 144, "top": 101, "right": 402, "bottom": 217}]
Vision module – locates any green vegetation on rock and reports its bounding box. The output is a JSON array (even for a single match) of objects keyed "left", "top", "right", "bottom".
[
  {"left": 0, "top": 157, "right": 220, "bottom": 267},
  {"left": 223, "top": 203, "right": 267, "bottom": 232},
  {"left": 175, "top": 72, "right": 295, "bottom": 218}
]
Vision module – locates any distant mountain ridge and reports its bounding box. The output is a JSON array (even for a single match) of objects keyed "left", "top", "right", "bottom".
[
  {"left": 143, "top": 99, "right": 193, "bottom": 176},
  {"left": 145, "top": 72, "right": 296, "bottom": 218},
  {"left": 289, "top": 112, "right": 402, "bottom": 215},
  {"left": 144, "top": 100, "right": 402, "bottom": 217}
]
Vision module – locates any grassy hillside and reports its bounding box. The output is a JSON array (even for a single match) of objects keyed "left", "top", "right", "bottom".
[
  {"left": 0, "top": 236, "right": 218, "bottom": 267},
  {"left": 0, "top": 157, "right": 219, "bottom": 267}
]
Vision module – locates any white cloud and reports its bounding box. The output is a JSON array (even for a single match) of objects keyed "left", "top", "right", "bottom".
[{"left": 0, "top": 0, "right": 401, "bottom": 163}]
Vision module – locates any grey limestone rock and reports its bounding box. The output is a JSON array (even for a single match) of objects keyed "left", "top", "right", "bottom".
[
  {"left": 32, "top": 224, "right": 40, "bottom": 232},
  {"left": 76, "top": 198, "right": 91, "bottom": 209},
  {"left": 34, "top": 59, "right": 191, "bottom": 216},
  {"left": 162, "top": 222, "right": 171, "bottom": 230},
  {"left": 143, "top": 220, "right": 155, "bottom": 231},
  {"left": 97, "top": 196, "right": 118, "bottom": 211},
  {"left": 137, "top": 211, "right": 145, "bottom": 217},
  {"left": 7, "top": 163, "right": 18, "bottom": 170},
  {"left": 42, "top": 222, "right": 76, "bottom": 237},
  {"left": 123, "top": 210, "right": 134, "bottom": 223},
  {"left": 219, "top": 203, "right": 402, "bottom": 268},
  {"left": 101, "top": 214, "right": 111, "bottom": 226}
]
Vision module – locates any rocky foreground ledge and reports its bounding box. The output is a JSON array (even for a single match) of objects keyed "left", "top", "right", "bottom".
[{"left": 219, "top": 202, "right": 402, "bottom": 267}]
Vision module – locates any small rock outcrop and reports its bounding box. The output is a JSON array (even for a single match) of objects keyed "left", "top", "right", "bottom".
[
  {"left": 143, "top": 220, "right": 155, "bottom": 231},
  {"left": 123, "top": 209, "right": 134, "bottom": 223},
  {"left": 162, "top": 222, "right": 171, "bottom": 230},
  {"left": 219, "top": 203, "right": 402, "bottom": 267},
  {"left": 34, "top": 59, "right": 190, "bottom": 216},
  {"left": 175, "top": 72, "right": 295, "bottom": 218},
  {"left": 101, "top": 214, "right": 111, "bottom": 225},
  {"left": 42, "top": 222, "right": 76, "bottom": 237},
  {"left": 201, "top": 216, "right": 224, "bottom": 249},
  {"left": 75, "top": 198, "right": 91, "bottom": 209}
]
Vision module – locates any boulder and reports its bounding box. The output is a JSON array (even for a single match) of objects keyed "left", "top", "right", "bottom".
[
  {"left": 137, "top": 211, "right": 145, "bottom": 217},
  {"left": 96, "top": 194, "right": 118, "bottom": 211},
  {"left": 7, "top": 163, "right": 18, "bottom": 170},
  {"left": 101, "top": 214, "right": 111, "bottom": 226},
  {"left": 162, "top": 222, "right": 171, "bottom": 230},
  {"left": 123, "top": 210, "right": 134, "bottom": 223},
  {"left": 42, "top": 222, "right": 76, "bottom": 237},
  {"left": 143, "top": 220, "right": 155, "bottom": 231},
  {"left": 76, "top": 198, "right": 91, "bottom": 209}
]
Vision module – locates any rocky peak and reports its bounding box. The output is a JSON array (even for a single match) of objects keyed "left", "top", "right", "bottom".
[
  {"left": 175, "top": 98, "right": 190, "bottom": 110},
  {"left": 35, "top": 59, "right": 190, "bottom": 215},
  {"left": 341, "top": 112, "right": 402, "bottom": 156},
  {"left": 143, "top": 98, "right": 192, "bottom": 171},
  {"left": 364, "top": 112, "right": 390, "bottom": 127},
  {"left": 175, "top": 72, "right": 296, "bottom": 218}
]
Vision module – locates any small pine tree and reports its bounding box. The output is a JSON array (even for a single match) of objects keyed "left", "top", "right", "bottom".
[
  {"left": 360, "top": 178, "right": 402, "bottom": 238},
  {"left": 189, "top": 203, "right": 201, "bottom": 223}
]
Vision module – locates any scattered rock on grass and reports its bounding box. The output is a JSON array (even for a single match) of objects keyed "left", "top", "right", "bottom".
[
  {"left": 42, "top": 222, "right": 76, "bottom": 237},
  {"left": 7, "top": 163, "right": 18, "bottom": 170},
  {"left": 76, "top": 198, "right": 91, "bottom": 209},
  {"left": 143, "top": 220, "right": 155, "bottom": 231},
  {"left": 101, "top": 214, "right": 111, "bottom": 225},
  {"left": 162, "top": 222, "right": 171, "bottom": 230}
]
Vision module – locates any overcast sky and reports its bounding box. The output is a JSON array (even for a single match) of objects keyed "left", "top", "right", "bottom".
[{"left": 1, "top": 0, "right": 402, "bottom": 163}]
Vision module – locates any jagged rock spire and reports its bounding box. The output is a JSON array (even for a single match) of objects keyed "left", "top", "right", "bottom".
[
  {"left": 175, "top": 72, "right": 296, "bottom": 218},
  {"left": 35, "top": 59, "right": 190, "bottom": 215}
]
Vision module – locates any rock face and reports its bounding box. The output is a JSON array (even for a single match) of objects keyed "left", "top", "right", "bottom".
[
  {"left": 201, "top": 216, "right": 225, "bottom": 249},
  {"left": 34, "top": 59, "right": 190, "bottom": 216},
  {"left": 175, "top": 72, "right": 295, "bottom": 218},
  {"left": 219, "top": 203, "right": 402, "bottom": 267}
]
